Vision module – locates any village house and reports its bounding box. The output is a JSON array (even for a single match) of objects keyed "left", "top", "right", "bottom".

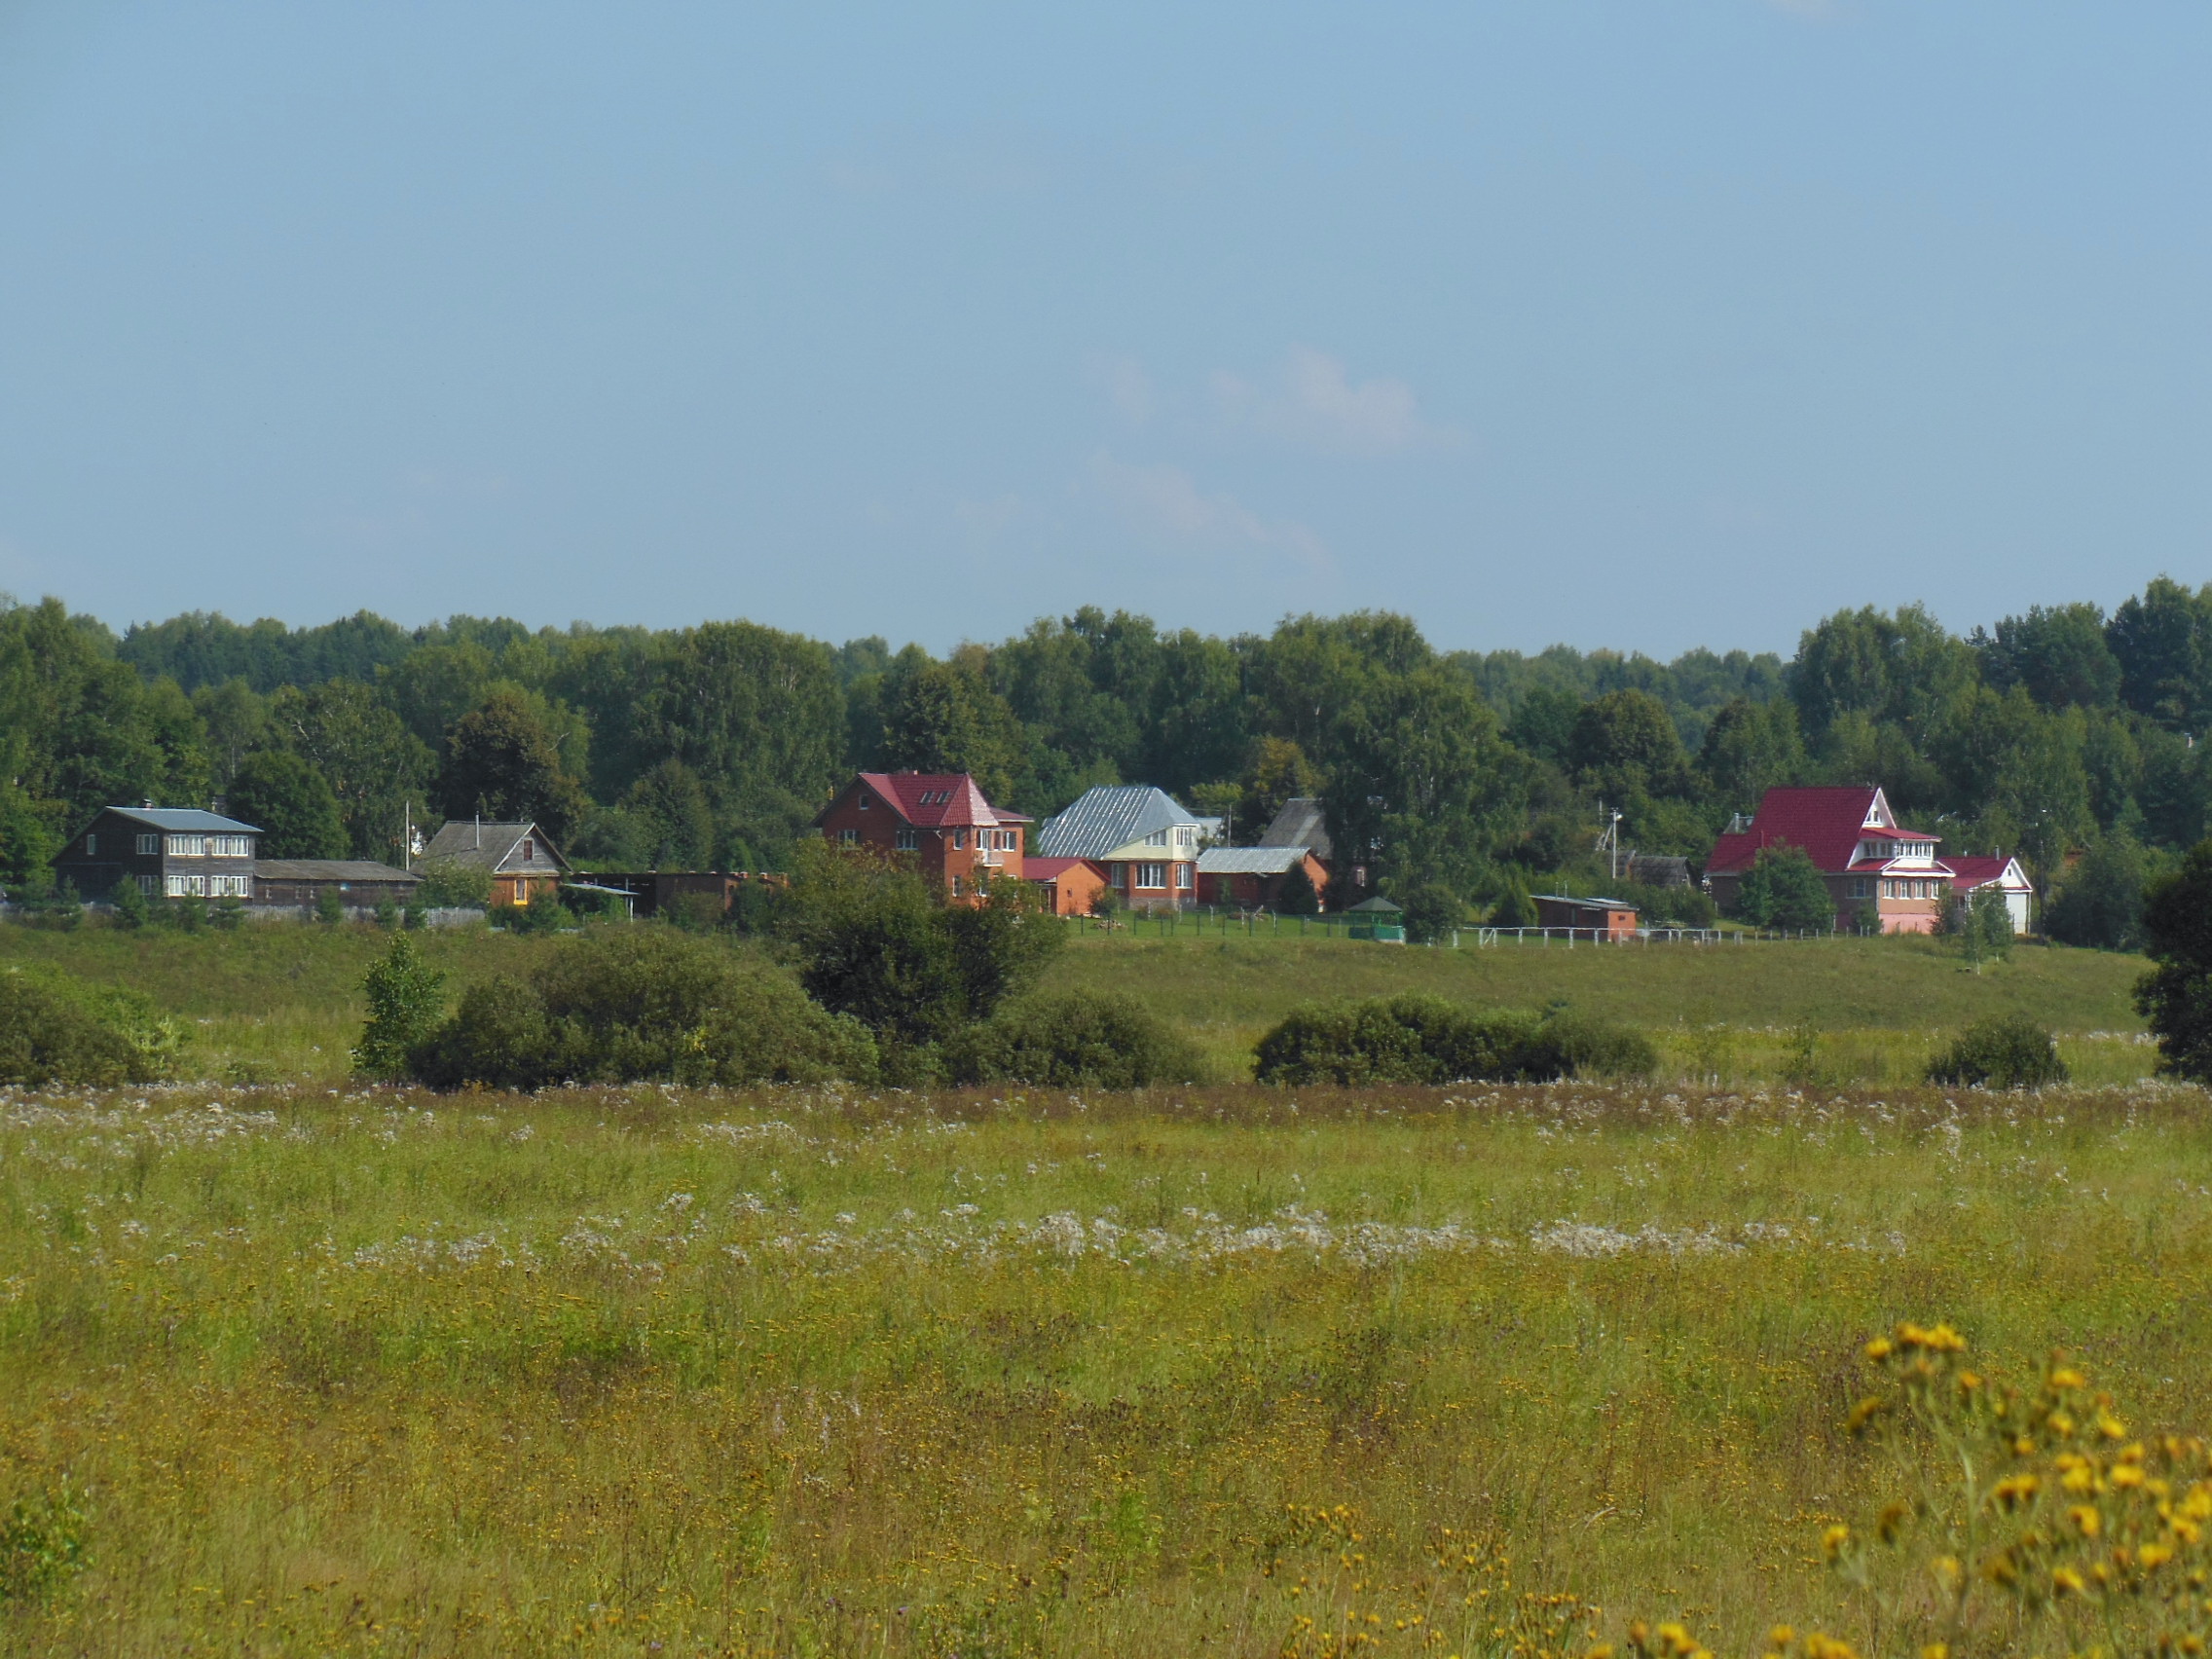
[
  {"left": 1035, "top": 786, "right": 1211, "bottom": 911},
  {"left": 422, "top": 819, "right": 571, "bottom": 906},
  {"left": 812, "top": 772, "right": 1028, "bottom": 901},
  {"left": 54, "top": 805, "right": 260, "bottom": 902},
  {"left": 1195, "top": 846, "right": 1331, "bottom": 910},
  {"left": 1704, "top": 785, "right": 2034, "bottom": 935},
  {"left": 1025, "top": 856, "right": 1109, "bottom": 916}
]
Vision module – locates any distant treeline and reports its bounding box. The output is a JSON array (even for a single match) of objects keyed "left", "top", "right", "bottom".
[{"left": 5, "top": 583, "right": 2212, "bottom": 928}]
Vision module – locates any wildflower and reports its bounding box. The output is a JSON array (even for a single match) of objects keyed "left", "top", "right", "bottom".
[
  {"left": 1922, "top": 1645, "right": 1949, "bottom": 1659},
  {"left": 2100, "top": 1410, "right": 2130, "bottom": 1440},
  {"left": 1823, "top": 1525, "right": 1851, "bottom": 1560},
  {"left": 1877, "top": 1502, "right": 1910, "bottom": 1544},
  {"left": 1864, "top": 1337, "right": 1894, "bottom": 1361},
  {"left": 2069, "top": 1504, "right": 2102, "bottom": 1537},
  {"left": 1846, "top": 1397, "right": 1887, "bottom": 1435},
  {"left": 2052, "top": 1566, "right": 2088, "bottom": 1597},
  {"left": 1769, "top": 1628, "right": 1795, "bottom": 1647},
  {"left": 2050, "top": 1367, "right": 2087, "bottom": 1390}
]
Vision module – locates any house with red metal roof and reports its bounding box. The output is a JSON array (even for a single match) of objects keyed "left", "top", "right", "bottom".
[
  {"left": 1705, "top": 786, "right": 2032, "bottom": 936},
  {"left": 812, "top": 772, "right": 1029, "bottom": 902}
]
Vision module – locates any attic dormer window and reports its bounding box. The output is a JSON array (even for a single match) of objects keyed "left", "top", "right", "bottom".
[{"left": 522, "top": 839, "right": 535, "bottom": 862}]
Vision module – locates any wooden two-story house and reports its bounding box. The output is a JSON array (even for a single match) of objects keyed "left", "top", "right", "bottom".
[
  {"left": 812, "top": 772, "right": 1029, "bottom": 900},
  {"left": 54, "top": 806, "right": 260, "bottom": 903}
]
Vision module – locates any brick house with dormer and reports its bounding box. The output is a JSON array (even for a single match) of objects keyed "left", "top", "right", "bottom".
[
  {"left": 1705, "top": 786, "right": 2033, "bottom": 935},
  {"left": 812, "top": 772, "right": 1029, "bottom": 901}
]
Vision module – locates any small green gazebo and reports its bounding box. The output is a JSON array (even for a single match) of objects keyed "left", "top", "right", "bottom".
[{"left": 1345, "top": 895, "right": 1406, "bottom": 943}]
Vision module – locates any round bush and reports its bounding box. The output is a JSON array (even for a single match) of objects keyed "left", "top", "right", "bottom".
[
  {"left": 942, "top": 990, "right": 1206, "bottom": 1088},
  {"left": 0, "top": 969, "right": 166, "bottom": 1087},
  {"left": 406, "top": 929, "right": 877, "bottom": 1090},
  {"left": 1926, "top": 1015, "right": 2069, "bottom": 1090}
]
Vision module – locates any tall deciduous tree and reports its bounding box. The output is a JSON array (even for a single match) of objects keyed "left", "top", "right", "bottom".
[
  {"left": 2136, "top": 842, "right": 2212, "bottom": 1080},
  {"left": 436, "top": 689, "right": 588, "bottom": 839},
  {"left": 227, "top": 750, "right": 345, "bottom": 860},
  {"left": 270, "top": 680, "right": 433, "bottom": 862}
]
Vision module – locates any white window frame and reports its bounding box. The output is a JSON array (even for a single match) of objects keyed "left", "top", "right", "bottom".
[
  {"left": 165, "top": 873, "right": 206, "bottom": 898},
  {"left": 209, "top": 834, "right": 249, "bottom": 858},
  {"left": 895, "top": 827, "right": 919, "bottom": 851},
  {"left": 166, "top": 833, "right": 206, "bottom": 858},
  {"left": 210, "top": 873, "right": 251, "bottom": 898},
  {"left": 840, "top": 829, "right": 859, "bottom": 846},
  {"left": 137, "top": 833, "right": 160, "bottom": 855},
  {"left": 1136, "top": 863, "right": 1166, "bottom": 889},
  {"left": 1175, "top": 864, "right": 1193, "bottom": 891}
]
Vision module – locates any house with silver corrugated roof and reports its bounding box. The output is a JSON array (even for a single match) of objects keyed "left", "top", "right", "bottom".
[{"left": 1036, "top": 785, "right": 1210, "bottom": 910}]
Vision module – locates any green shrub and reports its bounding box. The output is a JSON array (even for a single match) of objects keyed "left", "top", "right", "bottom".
[
  {"left": 1926, "top": 1014, "right": 2069, "bottom": 1089},
  {"left": 210, "top": 896, "right": 245, "bottom": 931},
  {"left": 0, "top": 1480, "right": 88, "bottom": 1604},
  {"left": 943, "top": 991, "right": 1208, "bottom": 1088},
  {"left": 353, "top": 933, "right": 449, "bottom": 1081},
  {"left": 1529, "top": 1009, "right": 1660, "bottom": 1081},
  {"left": 313, "top": 887, "right": 346, "bottom": 925},
  {"left": 0, "top": 967, "right": 181, "bottom": 1087},
  {"left": 489, "top": 899, "right": 565, "bottom": 934},
  {"left": 1254, "top": 995, "right": 1541, "bottom": 1086},
  {"left": 1253, "top": 994, "right": 1655, "bottom": 1085},
  {"left": 107, "top": 878, "right": 149, "bottom": 932},
  {"left": 407, "top": 929, "right": 876, "bottom": 1089},
  {"left": 1733, "top": 843, "right": 1834, "bottom": 932},
  {"left": 414, "top": 859, "right": 493, "bottom": 909}
]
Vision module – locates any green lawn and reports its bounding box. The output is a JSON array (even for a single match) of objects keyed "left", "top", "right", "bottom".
[{"left": 0, "top": 918, "right": 2156, "bottom": 1086}]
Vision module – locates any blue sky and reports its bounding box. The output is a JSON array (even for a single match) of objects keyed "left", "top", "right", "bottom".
[{"left": 1, "top": 3, "right": 2206, "bottom": 656}]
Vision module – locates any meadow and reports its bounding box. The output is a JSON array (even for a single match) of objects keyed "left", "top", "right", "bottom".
[
  {"left": 3, "top": 1076, "right": 2209, "bottom": 1656},
  {"left": 0, "top": 918, "right": 2159, "bottom": 1088}
]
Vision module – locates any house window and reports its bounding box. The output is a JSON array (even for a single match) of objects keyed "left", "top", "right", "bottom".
[
  {"left": 522, "top": 839, "right": 535, "bottom": 862},
  {"left": 135, "top": 874, "right": 158, "bottom": 897},
  {"left": 953, "top": 830, "right": 969, "bottom": 849},
  {"left": 1136, "top": 863, "right": 1166, "bottom": 889},
  {"left": 1175, "top": 864, "right": 1193, "bottom": 891},
  {"left": 1146, "top": 830, "right": 1167, "bottom": 847},
  {"left": 210, "top": 873, "right": 250, "bottom": 898},
  {"left": 859, "top": 793, "right": 871, "bottom": 810},
  {"left": 209, "top": 835, "right": 248, "bottom": 858},
  {"left": 85, "top": 832, "right": 98, "bottom": 855},
  {"left": 840, "top": 829, "right": 859, "bottom": 846},
  {"left": 138, "top": 833, "right": 160, "bottom": 855},
  {"left": 165, "top": 873, "right": 206, "bottom": 898},
  {"left": 166, "top": 834, "right": 206, "bottom": 858},
  {"left": 1847, "top": 878, "right": 1871, "bottom": 900},
  {"left": 951, "top": 875, "right": 964, "bottom": 897},
  {"left": 895, "top": 828, "right": 918, "bottom": 851}
]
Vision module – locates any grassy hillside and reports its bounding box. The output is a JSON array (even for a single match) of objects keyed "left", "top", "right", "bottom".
[
  {"left": 0, "top": 919, "right": 2155, "bottom": 1086},
  {"left": 2, "top": 1079, "right": 2207, "bottom": 1655}
]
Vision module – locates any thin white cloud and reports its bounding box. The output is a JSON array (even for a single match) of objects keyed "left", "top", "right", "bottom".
[
  {"left": 1090, "top": 353, "right": 1156, "bottom": 425},
  {"left": 1212, "top": 346, "right": 1458, "bottom": 456},
  {"left": 1087, "top": 451, "right": 1328, "bottom": 572}
]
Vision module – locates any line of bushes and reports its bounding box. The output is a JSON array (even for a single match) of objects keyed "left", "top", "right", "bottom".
[{"left": 1252, "top": 993, "right": 1659, "bottom": 1086}]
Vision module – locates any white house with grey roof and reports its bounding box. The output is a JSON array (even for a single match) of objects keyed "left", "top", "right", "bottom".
[{"left": 1035, "top": 785, "right": 1212, "bottom": 910}]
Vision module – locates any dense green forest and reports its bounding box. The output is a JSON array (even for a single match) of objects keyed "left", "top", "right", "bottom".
[{"left": 3, "top": 581, "right": 2208, "bottom": 939}]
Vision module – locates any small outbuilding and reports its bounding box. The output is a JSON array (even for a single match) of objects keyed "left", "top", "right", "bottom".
[
  {"left": 1025, "top": 856, "right": 1110, "bottom": 916},
  {"left": 1195, "top": 845, "right": 1331, "bottom": 910},
  {"left": 253, "top": 860, "right": 423, "bottom": 911},
  {"left": 1530, "top": 894, "right": 1640, "bottom": 940},
  {"left": 1345, "top": 894, "right": 1406, "bottom": 942}
]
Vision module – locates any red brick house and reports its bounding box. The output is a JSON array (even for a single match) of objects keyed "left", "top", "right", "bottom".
[
  {"left": 813, "top": 772, "right": 1028, "bottom": 901},
  {"left": 1705, "top": 786, "right": 2032, "bottom": 935},
  {"left": 1195, "top": 846, "right": 1331, "bottom": 910},
  {"left": 1026, "top": 856, "right": 1109, "bottom": 916}
]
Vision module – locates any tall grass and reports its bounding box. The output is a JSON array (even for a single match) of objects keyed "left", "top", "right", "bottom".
[{"left": 3, "top": 1078, "right": 2210, "bottom": 1654}]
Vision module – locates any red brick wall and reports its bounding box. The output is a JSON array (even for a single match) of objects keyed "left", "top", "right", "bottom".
[{"left": 814, "top": 783, "right": 1024, "bottom": 902}]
